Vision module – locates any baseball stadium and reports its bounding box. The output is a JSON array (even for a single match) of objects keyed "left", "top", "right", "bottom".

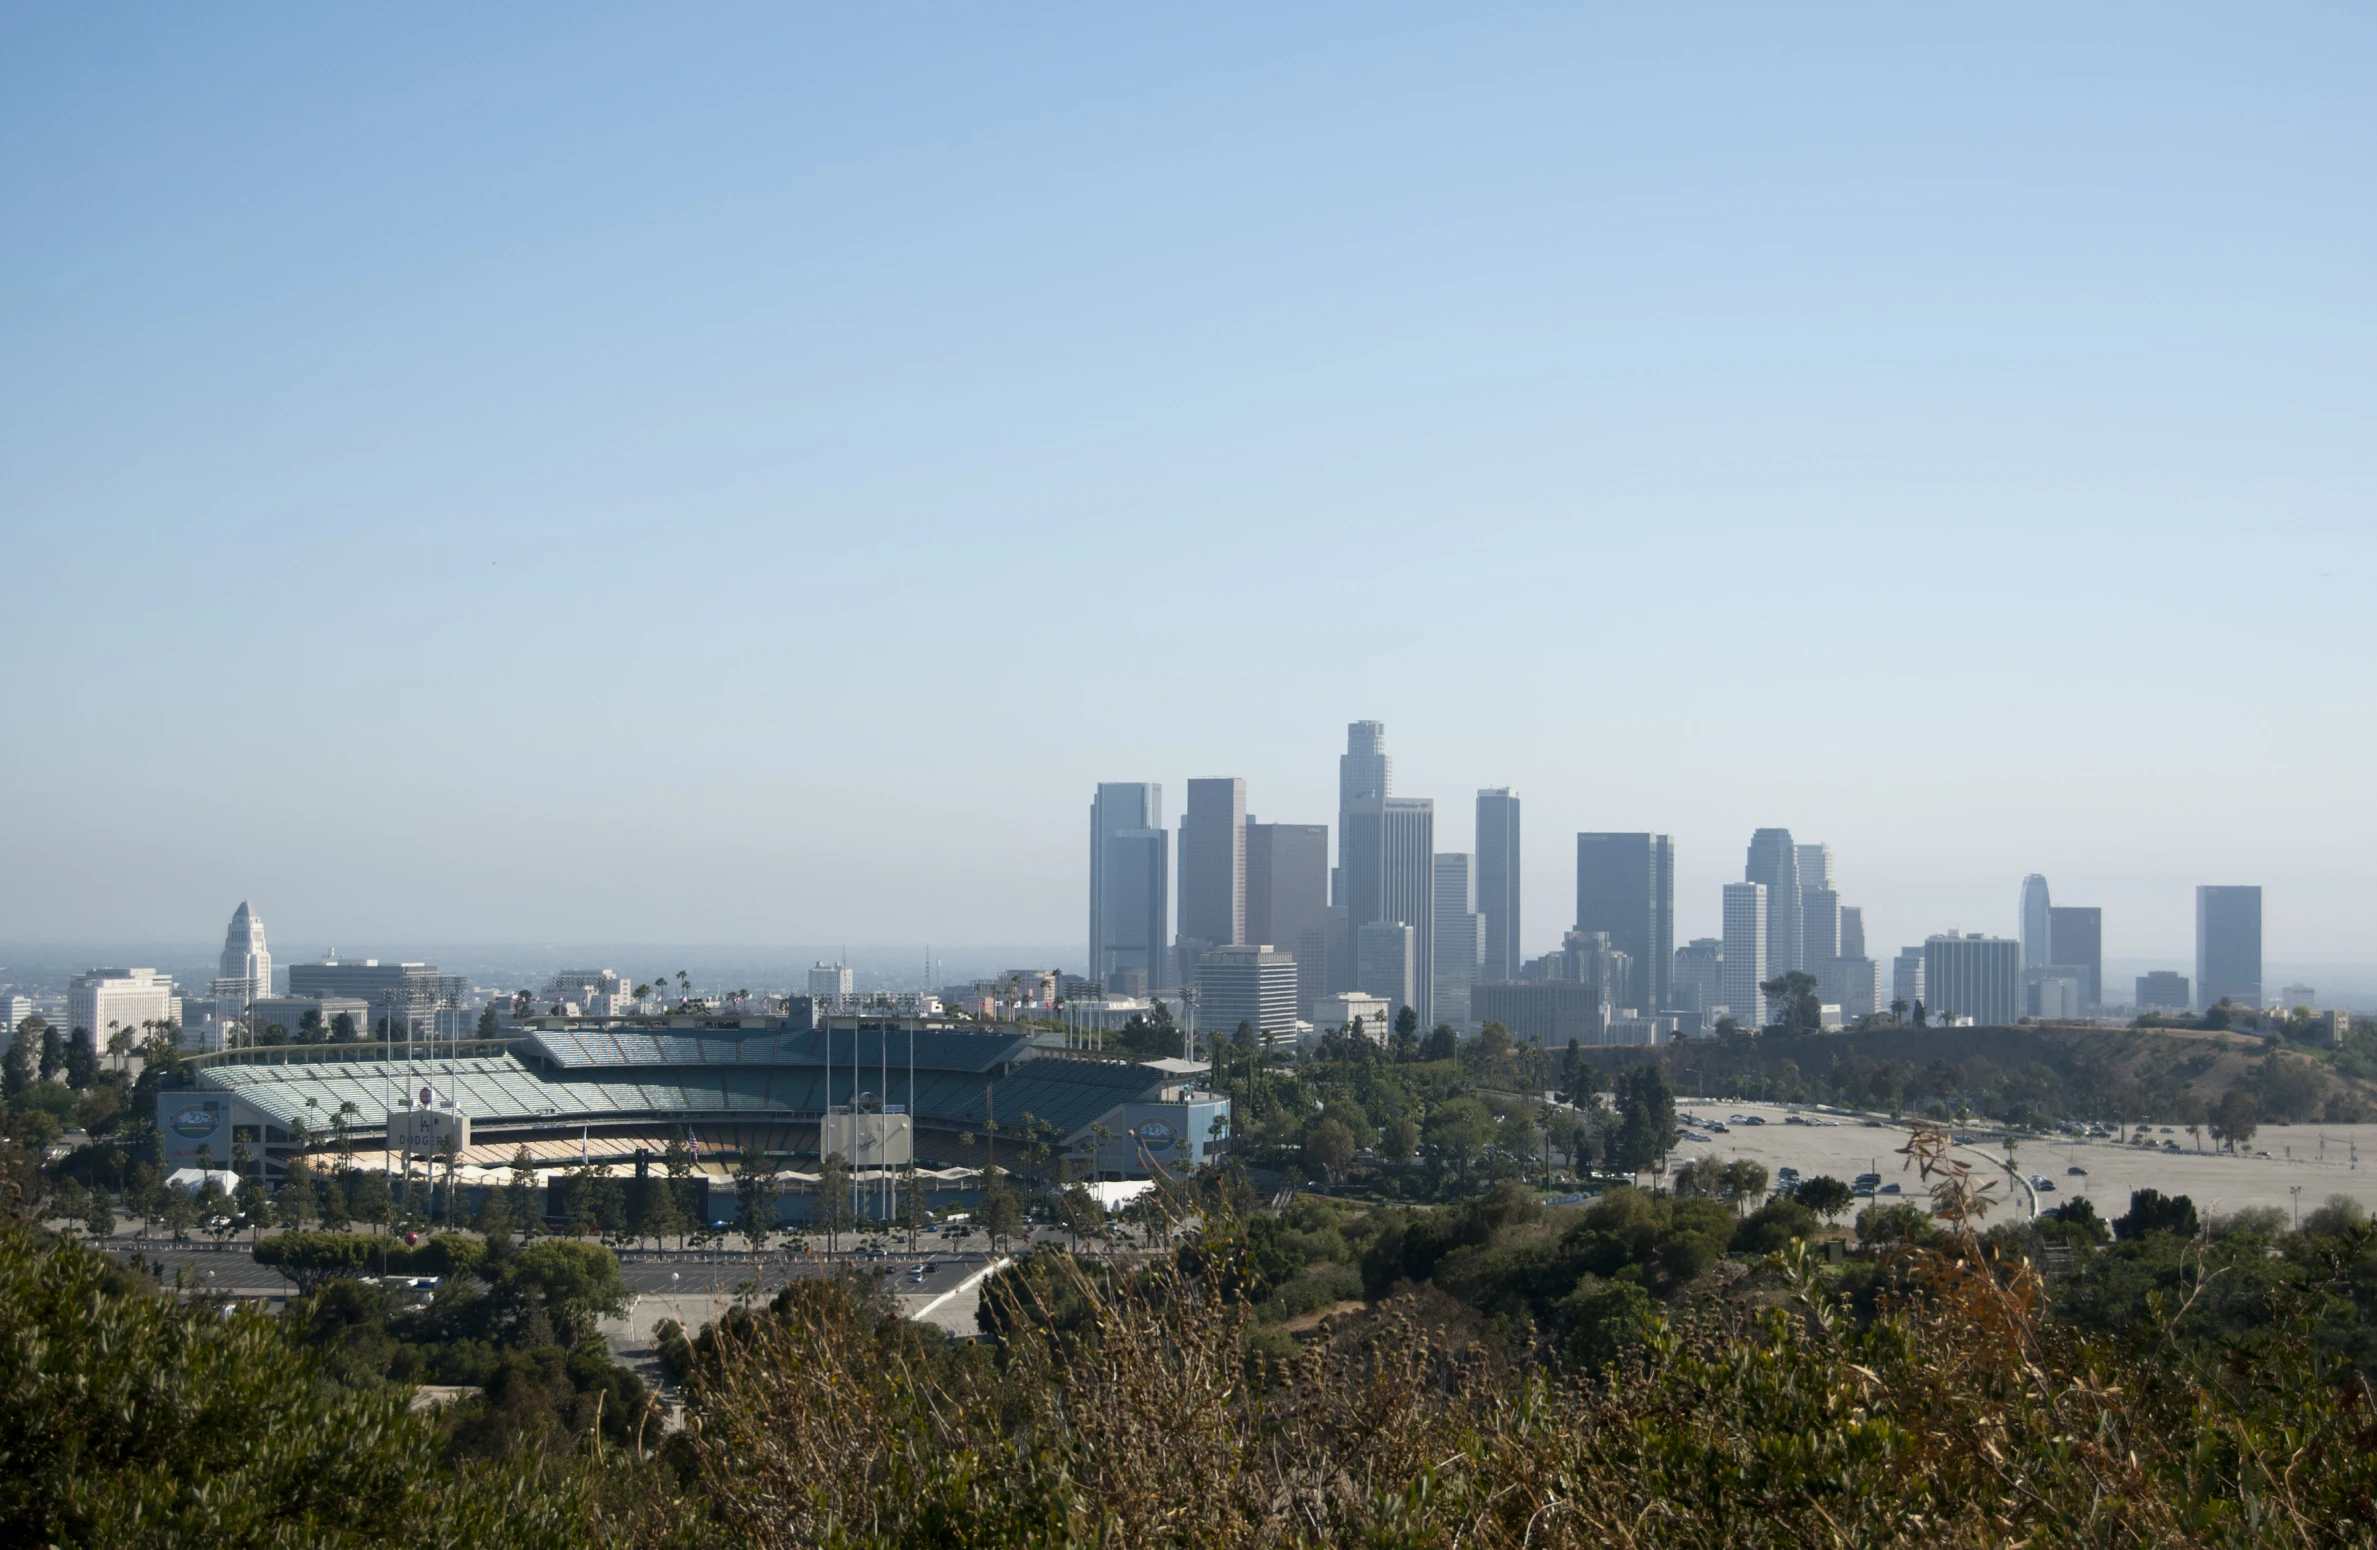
[{"left": 156, "top": 1015, "right": 1230, "bottom": 1206}]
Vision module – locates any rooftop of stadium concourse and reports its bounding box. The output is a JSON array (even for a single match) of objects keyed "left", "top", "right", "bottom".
[{"left": 521, "top": 1022, "right": 1037, "bottom": 1075}]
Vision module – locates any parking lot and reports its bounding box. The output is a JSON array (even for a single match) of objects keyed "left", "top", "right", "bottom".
[{"left": 1671, "top": 1101, "right": 2377, "bottom": 1224}]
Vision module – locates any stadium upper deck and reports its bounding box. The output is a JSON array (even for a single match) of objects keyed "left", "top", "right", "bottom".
[{"left": 160, "top": 1017, "right": 1228, "bottom": 1180}]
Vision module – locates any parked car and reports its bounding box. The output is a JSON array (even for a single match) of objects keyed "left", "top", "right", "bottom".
[{"left": 2067, "top": 1165, "right": 2088, "bottom": 1176}]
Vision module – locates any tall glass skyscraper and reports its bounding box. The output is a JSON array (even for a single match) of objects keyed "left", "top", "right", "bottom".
[
  {"left": 1475, "top": 789, "right": 1522, "bottom": 984},
  {"left": 2195, "top": 886, "right": 2263, "bottom": 1012},
  {"left": 1744, "top": 829, "right": 1802, "bottom": 975},
  {"left": 1575, "top": 832, "right": 1674, "bottom": 1012},
  {"left": 1336, "top": 723, "right": 1432, "bottom": 1021},
  {"left": 1089, "top": 782, "right": 1168, "bottom": 993},
  {"left": 2020, "top": 874, "right": 2053, "bottom": 970},
  {"left": 1177, "top": 777, "right": 1246, "bottom": 968}
]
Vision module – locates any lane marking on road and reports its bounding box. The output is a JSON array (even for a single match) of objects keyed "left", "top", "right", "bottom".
[{"left": 910, "top": 1257, "right": 1013, "bottom": 1325}]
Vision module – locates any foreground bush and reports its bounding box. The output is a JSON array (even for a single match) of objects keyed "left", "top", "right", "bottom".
[
  {"left": 0, "top": 1217, "right": 631, "bottom": 1549},
  {"left": 667, "top": 1146, "right": 2377, "bottom": 1547}
]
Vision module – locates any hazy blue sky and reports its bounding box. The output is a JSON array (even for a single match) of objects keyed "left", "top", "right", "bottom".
[{"left": 3, "top": 7, "right": 2371, "bottom": 970}]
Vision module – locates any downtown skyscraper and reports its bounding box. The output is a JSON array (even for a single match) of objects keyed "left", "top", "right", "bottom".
[
  {"left": 1088, "top": 782, "right": 1168, "bottom": 994},
  {"left": 1246, "top": 819, "right": 1330, "bottom": 1019},
  {"left": 1177, "top": 777, "right": 1247, "bottom": 976},
  {"left": 1745, "top": 829, "right": 1803, "bottom": 976},
  {"left": 2195, "top": 885, "right": 2263, "bottom": 1012},
  {"left": 1575, "top": 832, "right": 1674, "bottom": 1013},
  {"left": 1475, "top": 788, "right": 1522, "bottom": 984},
  {"left": 1721, "top": 882, "right": 1768, "bottom": 1028},
  {"left": 1337, "top": 722, "right": 1434, "bottom": 1022}
]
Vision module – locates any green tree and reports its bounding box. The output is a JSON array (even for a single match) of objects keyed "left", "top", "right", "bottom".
[
  {"left": 1, "top": 1027, "right": 29, "bottom": 1101},
  {"left": 896, "top": 1163, "right": 929, "bottom": 1249},
  {"left": 2211, "top": 1088, "right": 2260, "bottom": 1154},
  {"left": 1423, "top": 1097, "right": 1494, "bottom": 1180},
  {"left": 1717, "top": 1158, "right": 1769, "bottom": 1216},
  {"left": 1610, "top": 1064, "right": 1677, "bottom": 1182},
  {"left": 278, "top": 1161, "right": 318, "bottom": 1231},
  {"left": 347, "top": 1169, "right": 392, "bottom": 1236},
  {"left": 1793, "top": 1175, "right": 1855, "bottom": 1224},
  {"left": 810, "top": 1152, "right": 852, "bottom": 1253},
  {"left": 635, "top": 1169, "right": 687, "bottom": 1251},
  {"left": 1305, "top": 1117, "right": 1356, "bottom": 1184},
  {"left": 977, "top": 1173, "right": 1024, "bottom": 1253},
  {"left": 83, "top": 1186, "right": 116, "bottom": 1242},
  {"left": 504, "top": 1145, "right": 540, "bottom": 1238},
  {"left": 1758, "top": 971, "right": 1824, "bottom": 1035},
  {"left": 731, "top": 1149, "right": 777, "bottom": 1254}
]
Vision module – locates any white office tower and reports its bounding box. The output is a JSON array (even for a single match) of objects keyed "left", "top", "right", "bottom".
[
  {"left": 807, "top": 962, "right": 855, "bottom": 1000},
  {"left": 1744, "top": 830, "right": 1803, "bottom": 974},
  {"left": 217, "top": 902, "right": 272, "bottom": 1001},
  {"left": 67, "top": 968, "right": 182, "bottom": 1053},
  {"left": 1430, "top": 853, "right": 1482, "bottom": 1030},
  {"left": 1194, "top": 945, "right": 1298, "bottom": 1042},
  {"left": 1893, "top": 948, "right": 1926, "bottom": 1012},
  {"left": 1089, "top": 782, "right": 1170, "bottom": 993},
  {"left": 2020, "top": 874, "right": 2053, "bottom": 970},
  {"left": 548, "top": 969, "right": 636, "bottom": 1015},
  {"left": 1720, "top": 884, "right": 1768, "bottom": 1029},
  {"left": 1924, "top": 933, "right": 2021, "bottom": 1026}
]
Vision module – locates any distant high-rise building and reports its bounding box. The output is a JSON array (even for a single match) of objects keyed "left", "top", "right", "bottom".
[
  {"left": 1744, "top": 830, "right": 1803, "bottom": 974},
  {"left": 67, "top": 968, "right": 181, "bottom": 1050},
  {"left": 1475, "top": 789, "right": 1522, "bottom": 984},
  {"left": 1671, "top": 938, "right": 1724, "bottom": 1022},
  {"left": 1575, "top": 832, "right": 1675, "bottom": 1012},
  {"left": 1246, "top": 821, "right": 1331, "bottom": 1019},
  {"left": 1089, "top": 783, "right": 1170, "bottom": 992},
  {"left": 287, "top": 959, "right": 467, "bottom": 1036},
  {"left": 2195, "top": 886, "right": 2263, "bottom": 1012},
  {"left": 1838, "top": 906, "right": 1867, "bottom": 960},
  {"left": 1194, "top": 945, "right": 1298, "bottom": 1041},
  {"left": 1923, "top": 934, "right": 2021, "bottom": 1026},
  {"left": 1893, "top": 948, "right": 1926, "bottom": 1013},
  {"left": 216, "top": 902, "right": 272, "bottom": 1002},
  {"left": 1557, "top": 929, "right": 1634, "bottom": 1012},
  {"left": 1720, "top": 883, "right": 1768, "bottom": 1028},
  {"left": 1801, "top": 887, "right": 1842, "bottom": 965},
  {"left": 2024, "top": 969, "right": 2088, "bottom": 1020},
  {"left": 807, "top": 962, "right": 854, "bottom": 1000},
  {"left": 1335, "top": 723, "right": 1391, "bottom": 994},
  {"left": 1354, "top": 921, "right": 1416, "bottom": 1019},
  {"left": 1795, "top": 844, "right": 1835, "bottom": 892},
  {"left": 1337, "top": 724, "right": 1433, "bottom": 1020},
  {"left": 1432, "top": 853, "right": 1482, "bottom": 1030},
  {"left": 2020, "top": 875, "right": 2053, "bottom": 971},
  {"left": 2046, "top": 905, "right": 2102, "bottom": 1011},
  {"left": 2136, "top": 970, "right": 2192, "bottom": 1012},
  {"left": 1816, "top": 956, "right": 1882, "bottom": 1022},
  {"left": 1178, "top": 779, "right": 1247, "bottom": 969}
]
